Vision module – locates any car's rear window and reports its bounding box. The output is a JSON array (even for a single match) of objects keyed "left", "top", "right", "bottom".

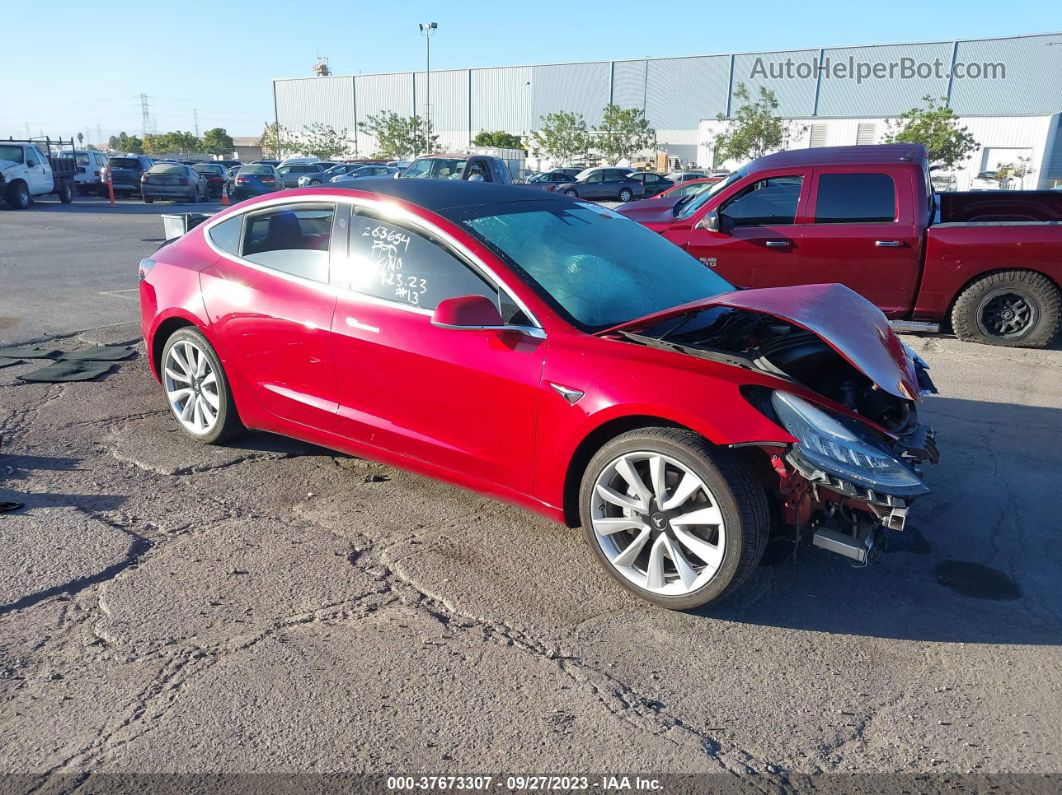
[
  {"left": 147, "top": 164, "right": 184, "bottom": 175},
  {"left": 240, "top": 165, "right": 273, "bottom": 175},
  {"left": 108, "top": 158, "right": 141, "bottom": 169},
  {"left": 194, "top": 164, "right": 225, "bottom": 175}
]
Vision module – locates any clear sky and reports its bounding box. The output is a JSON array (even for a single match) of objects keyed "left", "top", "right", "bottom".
[{"left": 3, "top": 0, "right": 1058, "bottom": 143}]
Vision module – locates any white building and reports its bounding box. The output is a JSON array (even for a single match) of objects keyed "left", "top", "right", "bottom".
[{"left": 273, "top": 33, "right": 1062, "bottom": 188}]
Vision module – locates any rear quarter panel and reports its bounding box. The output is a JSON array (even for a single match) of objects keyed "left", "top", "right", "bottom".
[{"left": 917, "top": 224, "right": 1062, "bottom": 318}]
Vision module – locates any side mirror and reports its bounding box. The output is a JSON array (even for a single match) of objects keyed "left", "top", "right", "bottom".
[
  {"left": 696, "top": 210, "right": 722, "bottom": 233},
  {"left": 431, "top": 295, "right": 503, "bottom": 330}
]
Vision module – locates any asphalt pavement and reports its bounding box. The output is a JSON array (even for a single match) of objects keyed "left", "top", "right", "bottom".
[{"left": 1, "top": 199, "right": 1059, "bottom": 785}]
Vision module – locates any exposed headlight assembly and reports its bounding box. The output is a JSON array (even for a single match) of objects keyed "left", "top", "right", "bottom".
[{"left": 770, "top": 391, "right": 929, "bottom": 497}]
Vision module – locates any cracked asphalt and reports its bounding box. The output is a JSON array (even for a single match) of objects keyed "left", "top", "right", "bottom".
[{"left": 1, "top": 198, "right": 1060, "bottom": 784}]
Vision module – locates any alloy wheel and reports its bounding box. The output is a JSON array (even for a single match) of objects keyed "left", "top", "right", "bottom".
[
  {"left": 977, "top": 289, "right": 1038, "bottom": 339},
  {"left": 590, "top": 451, "right": 726, "bottom": 596},
  {"left": 163, "top": 340, "right": 221, "bottom": 435}
]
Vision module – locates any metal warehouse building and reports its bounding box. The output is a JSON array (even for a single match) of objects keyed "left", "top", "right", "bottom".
[{"left": 273, "top": 32, "right": 1062, "bottom": 189}]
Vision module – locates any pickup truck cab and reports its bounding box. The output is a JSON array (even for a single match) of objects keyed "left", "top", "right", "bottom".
[
  {"left": 400, "top": 154, "right": 514, "bottom": 184},
  {"left": 0, "top": 140, "right": 76, "bottom": 209},
  {"left": 620, "top": 144, "right": 1062, "bottom": 347}
]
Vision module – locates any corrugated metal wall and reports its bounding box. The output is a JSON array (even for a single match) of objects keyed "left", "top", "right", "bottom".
[{"left": 273, "top": 34, "right": 1062, "bottom": 156}]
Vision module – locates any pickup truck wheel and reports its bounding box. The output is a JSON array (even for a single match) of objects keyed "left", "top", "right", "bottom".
[
  {"left": 6, "top": 181, "right": 31, "bottom": 209},
  {"left": 58, "top": 180, "right": 73, "bottom": 204},
  {"left": 579, "top": 427, "right": 769, "bottom": 610},
  {"left": 143, "top": 196, "right": 154, "bottom": 204},
  {"left": 952, "top": 270, "right": 1060, "bottom": 348}
]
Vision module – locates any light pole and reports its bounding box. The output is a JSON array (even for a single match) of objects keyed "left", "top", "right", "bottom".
[{"left": 419, "top": 21, "right": 437, "bottom": 155}]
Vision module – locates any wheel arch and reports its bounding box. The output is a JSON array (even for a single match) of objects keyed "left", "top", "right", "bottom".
[{"left": 150, "top": 314, "right": 200, "bottom": 379}]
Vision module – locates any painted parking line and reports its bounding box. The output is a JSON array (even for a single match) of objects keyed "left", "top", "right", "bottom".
[{"left": 98, "top": 289, "right": 139, "bottom": 301}]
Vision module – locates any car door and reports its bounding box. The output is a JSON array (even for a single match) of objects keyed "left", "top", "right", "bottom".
[
  {"left": 23, "top": 147, "right": 51, "bottom": 194},
  {"left": 684, "top": 173, "right": 808, "bottom": 289},
  {"left": 797, "top": 167, "right": 922, "bottom": 316},
  {"left": 328, "top": 205, "right": 544, "bottom": 493},
  {"left": 582, "top": 170, "right": 606, "bottom": 198},
  {"left": 199, "top": 201, "right": 341, "bottom": 430}
]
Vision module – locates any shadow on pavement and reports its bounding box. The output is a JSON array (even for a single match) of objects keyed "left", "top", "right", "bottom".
[{"left": 701, "top": 396, "right": 1062, "bottom": 646}]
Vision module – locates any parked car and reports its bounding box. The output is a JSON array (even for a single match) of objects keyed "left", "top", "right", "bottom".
[
  {"left": 523, "top": 170, "right": 579, "bottom": 192},
  {"left": 556, "top": 168, "right": 645, "bottom": 202},
  {"left": 330, "top": 164, "right": 400, "bottom": 184},
  {"left": 0, "top": 139, "right": 77, "bottom": 208},
  {"left": 550, "top": 167, "right": 582, "bottom": 180},
  {"left": 276, "top": 162, "right": 324, "bottom": 188},
  {"left": 297, "top": 163, "right": 358, "bottom": 187},
  {"left": 252, "top": 159, "right": 281, "bottom": 167},
  {"left": 141, "top": 180, "right": 940, "bottom": 608},
  {"left": 619, "top": 144, "right": 1062, "bottom": 347},
  {"left": 627, "top": 172, "right": 674, "bottom": 197},
  {"left": 58, "top": 149, "right": 109, "bottom": 195},
  {"left": 655, "top": 177, "right": 722, "bottom": 200},
  {"left": 214, "top": 159, "right": 242, "bottom": 171},
  {"left": 193, "top": 162, "right": 229, "bottom": 198},
  {"left": 969, "top": 170, "right": 1010, "bottom": 191},
  {"left": 667, "top": 171, "right": 710, "bottom": 184},
  {"left": 102, "top": 155, "right": 154, "bottom": 197},
  {"left": 230, "top": 164, "right": 283, "bottom": 201},
  {"left": 141, "top": 163, "right": 209, "bottom": 204},
  {"left": 400, "top": 154, "right": 513, "bottom": 183}
]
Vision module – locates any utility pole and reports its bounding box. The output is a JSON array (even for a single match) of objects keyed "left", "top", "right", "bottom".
[
  {"left": 97, "top": 124, "right": 102, "bottom": 147},
  {"left": 193, "top": 109, "right": 199, "bottom": 138},
  {"left": 419, "top": 22, "right": 437, "bottom": 155}
]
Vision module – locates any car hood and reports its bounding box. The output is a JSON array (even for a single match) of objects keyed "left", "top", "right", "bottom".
[
  {"left": 597, "top": 283, "right": 921, "bottom": 400},
  {"left": 617, "top": 196, "right": 683, "bottom": 225}
]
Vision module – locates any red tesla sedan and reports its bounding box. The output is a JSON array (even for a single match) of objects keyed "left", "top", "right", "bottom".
[{"left": 140, "top": 180, "right": 938, "bottom": 609}]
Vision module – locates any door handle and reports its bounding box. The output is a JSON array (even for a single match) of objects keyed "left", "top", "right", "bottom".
[
  {"left": 875, "top": 240, "right": 902, "bottom": 247},
  {"left": 764, "top": 240, "right": 791, "bottom": 248}
]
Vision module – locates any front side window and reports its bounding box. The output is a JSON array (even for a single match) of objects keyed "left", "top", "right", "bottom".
[
  {"left": 585, "top": 172, "right": 603, "bottom": 184},
  {"left": 240, "top": 204, "right": 335, "bottom": 283},
  {"left": 814, "top": 173, "right": 896, "bottom": 223},
  {"left": 341, "top": 213, "right": 502, "bottom": 312},
  {"left": 720, "top": 176, "right": 803, "bottom": 227},
  {"left": 450, "top": 201, "right": 733, "bottom": 330}
]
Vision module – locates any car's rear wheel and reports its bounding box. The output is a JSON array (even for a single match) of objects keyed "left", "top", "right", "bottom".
[
  {"left": 161, "top": 328, "right": 241, "bottom": 444},
  {"left": 58, "top": 180, "right": 74, "bottom": 203},
  {"left": 951, "top": 270, "right": 1060, "bottom": 348},
  {"left": 618, "top": 188, "right": 633, "bottom": 202},
  {"left": 579, "top": 428, "right": 768, "bottom": 610}
]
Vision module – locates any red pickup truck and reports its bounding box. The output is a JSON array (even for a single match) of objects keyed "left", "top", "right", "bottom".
[{"left": 619, "top": 144, "right": 1062, "bottom": 347}]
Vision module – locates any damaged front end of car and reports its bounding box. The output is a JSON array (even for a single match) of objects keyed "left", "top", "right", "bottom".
[{"left": 603, "top": 283, "right": 941, "bottom": 565}]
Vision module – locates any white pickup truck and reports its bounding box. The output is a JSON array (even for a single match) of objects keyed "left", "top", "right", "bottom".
[{"left": 0, "top": 139, "right": 77, "bottom": 209}]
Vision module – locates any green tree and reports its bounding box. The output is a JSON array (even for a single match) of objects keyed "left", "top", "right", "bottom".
[
  {"left": 257, "top": 122, "right": 287, "bottom": 158},
  {"left": 594, "top": 104, "right": 655, "bottom": 166},
  {"left": 143, "top": 131, "right": 201, "bottom": 155},
  {"left": 472, "top": 130, "right": 524, "bottom": 150},
  {"left": 528, "top": 111, "right": 590, "bottom": 164},
  {"left": 884, "top": 96, "right": 979, "bottom": 170},
  {"left": 713, "top": 83, "right": 791, "bottom": 164},
  {"left": 357, "top": 112, "right": 437, "bottom": 159},
  {"left": 201, "top": 127, "right": 235, "bottom": 157},
  {"left": 294, "top": 123, "right": 352, "bottom": 159},
  {"left": 108, "top": 132, "right": 143, "bottom": 154}
]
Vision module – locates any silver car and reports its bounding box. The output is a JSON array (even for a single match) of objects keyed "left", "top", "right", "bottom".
[
  {"left": 141, "top": 163, "right": 210, "bottom": 204},
  {"left": 276, "top": 162, "right": 324, "bottom": 188},
  {"left": 329, "top": 164, "right": 400, "bottom": 184}
]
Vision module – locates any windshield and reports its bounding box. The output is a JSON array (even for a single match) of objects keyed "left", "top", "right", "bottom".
[
  {"left": 675, "top": 167, "right": 745, "bottom": 219},
  {"left": 449, "top": 201, "right": 733, "bottom": 330},
  {"left": 0, "top": 145, "right": 25, "bottom": 164}
]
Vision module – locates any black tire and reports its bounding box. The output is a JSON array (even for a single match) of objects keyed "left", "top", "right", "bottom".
[
  {"left": 578, "top": 427, "right": 769, "bottom": 610},
  {"left": 618, "top": 188, "right": 633, "bottom": 202},
  {"left": 58, "top": 180, "right": 74, "bottom": 204},
  {"left": 143, "top": 196, "right": 154, "bottom": 204},
  {"left": 564, "top": 189, "right": 578, "bottom": 197},
  {"left": 160, "top": 327, "right": 242, "bottom": 444},
  {"left": 6, "top": 181, "right": 31, "bottom": 210},
  {"left": 951, "top": 270, "right": 1060, "bottom": 348}
]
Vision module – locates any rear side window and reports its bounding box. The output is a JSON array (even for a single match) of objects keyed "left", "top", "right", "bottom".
[
  {"left": 815, "top": 173, "right": 896, "bottom": 223},
  {"left": 208, "top": 216, "right": 242, "bottom": 254},
  {"left": 341, "top": 213, "right": 498, "bottom": 311},
  {"left": 240, "top": 205, "right": 335, "bottom": 282}
]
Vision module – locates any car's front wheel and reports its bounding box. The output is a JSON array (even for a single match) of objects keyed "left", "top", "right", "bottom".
[
  {"left": 579, "top": 427, "right": 768, "bottom": 610},
  {"left": 564, "top": 189, "right": 578, "bottom": 197},
  {"left": 161, "top": 327, "right": 241, "bottom": 444}
]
